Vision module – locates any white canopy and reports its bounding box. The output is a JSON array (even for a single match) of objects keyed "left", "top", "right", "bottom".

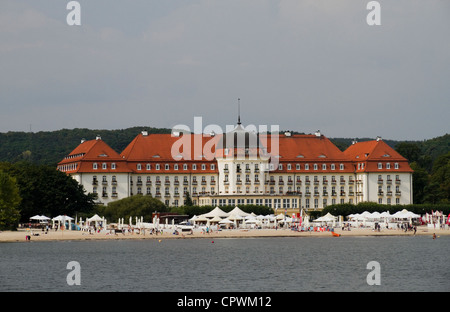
[
  {"left": 227, "top": 214, "right": 243, "bottom": 221},
  {"left": 314, "top": 212, "right": 336, "bottom": 222},
  {"left": 392, "top": 209, "right": 420, "bottom": 219},
  {"left": 52, "top": 215, "right": 74, "bottom": 221},
  {"left": 209, "top": 216, "right": 223, "bottom": 223},
  {"left": 30, "top": 215, "right": 50, "bottom": 221},
  {"left": 228, "top": 207, "right": 250, "bottom": 217},
  {"left": 87, "top": 214, "right": 103, "bottom": 222},
  {"left": 219, "top": 219, "right": 234, "bottom": 224},
  {"left": 202, "top": 207, "right": 229, "bottom": 218}
]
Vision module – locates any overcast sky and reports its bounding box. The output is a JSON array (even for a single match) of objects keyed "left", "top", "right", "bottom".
[{"left": 1, "top": 0, "right": 449, "bottom": 140}]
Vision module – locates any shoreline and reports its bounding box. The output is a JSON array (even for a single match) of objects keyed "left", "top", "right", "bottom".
[{"left": 1, "top": 225, "right": 448, "bottom": 243}]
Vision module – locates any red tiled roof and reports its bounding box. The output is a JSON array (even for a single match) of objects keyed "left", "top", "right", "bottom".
[
  {"left": 344, "top": 140, "right": 413, "bottom": 172},
  {"left": 58, "top": 133, "right": 413, "bottom": 174},
  {"left": 58, "top": 139, "right": 131, "bottom": 173}
]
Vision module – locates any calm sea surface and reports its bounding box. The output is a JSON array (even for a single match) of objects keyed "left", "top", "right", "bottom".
[{"left": 0, "top": 236, "right": 448, "bottom": 292}]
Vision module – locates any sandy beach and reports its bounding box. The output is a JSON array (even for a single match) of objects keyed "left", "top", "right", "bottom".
[{"left": 1, "top": 225, "right": 448, "bottom": 243}]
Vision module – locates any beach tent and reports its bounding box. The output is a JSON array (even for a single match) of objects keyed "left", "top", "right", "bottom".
[
  {"left": 314, "top": 213, "right": 336, "bottom": 222},
  {"left": 88, "top": 214, "right": 103, "bottom": 222},
  {"left": 219, "top": 219, "right": 234, "bottom": 224},
  {"left": 194, "top": 215, "right": 208, "bottom": 224},
  {"left": 52, "top": 215, "right": 74, "bottom": 230},
  {"left": 30, "top": 215, "right": 50, "bottom": 221},
  {"left": 228, "top": 207, "right": 250, "bottom": 217},
  {"left": 209, "top": 216, "right": 223, "bottom": 223},
  {"left": 202, "top": 207, "right": 229, "bottom": 218},
  {"left": 87, "top": 214, "right": 104, "bottom": 228}
]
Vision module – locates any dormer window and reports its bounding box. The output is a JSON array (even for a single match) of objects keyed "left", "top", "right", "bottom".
[
  {"left": 93, "top": 163, "right": 98, "bottom": 170},
  {"left": 137, "top": 164, "right": 142, "bottom": 170},
  {"left": 111, "top": 163, "right": 116, "bottom": 170},
  {"left": 378, "top": 163, "right": 383, "bottom": 169},
  {"left": 102, "top": 163, "right": 107, "bottom": 170}
]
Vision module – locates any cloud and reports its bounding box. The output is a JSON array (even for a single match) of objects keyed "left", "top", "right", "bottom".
[{"left": 0, "top": 0, "right": 448, "bottom": 140}]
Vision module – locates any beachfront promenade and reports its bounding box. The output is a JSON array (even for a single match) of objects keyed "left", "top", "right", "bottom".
[{"left": 1, "top": 225, "right": 448, "bottom": 243}]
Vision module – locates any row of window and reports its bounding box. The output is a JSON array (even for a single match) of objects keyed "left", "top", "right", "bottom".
[{"left": 91, "top": 161, "right": 402, "bottom": 171}]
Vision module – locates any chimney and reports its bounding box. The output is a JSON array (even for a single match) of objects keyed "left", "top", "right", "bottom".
[
  {"left": 80, "top": 138, "right": 86, "bottom": 144},
  {"left": 376, "top": 136, "right": 382, "bottom": 142},
  {"left": 96, "top": 135, "right": 101, "bottom": 141},
  {"left": 284, "top": 131, "right": 292, "bottom": 137},
  {"left": 315, "top": 130, "right": 321, "bottom": 137},
  {"left": 141, "top": 130, "right": 148, "bottom": 136}
]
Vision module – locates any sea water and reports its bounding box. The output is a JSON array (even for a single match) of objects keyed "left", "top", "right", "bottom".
[{"left": 0, "top": 236, "right": 448, "bottom": 292}]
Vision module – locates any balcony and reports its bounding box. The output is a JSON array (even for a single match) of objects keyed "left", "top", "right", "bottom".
[
  {"left": 102, "top": 193, "right": 108, "bottom": 198},
  {"left": 396, "top": 191, "right": 402, "bottom": 196},
  {"left": 136, "top": 181, "right": 142, "bottom": 186},
  {"left": 387, "top": 191, "right": 393, "bottom": 196},
  {"left": 378, "top": 179, "right": 383, "bottom": 184},
  {"left": 112, "top": 193, "right": 118, "bottom": 198},
  {"left": 387, "top": 179, "right": 392, "bottom": 185},
  {"left": 92, "top": 180, "right": 98, "bottom": 185},
  {"left": 396, "top": 179, "right": 401, "bottom": 184},
  {"left": 378, "top": 191, "right": 384, "bottom": 196},
  {"left": 348, "top": 180, "right": 355, "bottom": 185},
  {"left": 146, "top": 181, "right": 152, "bottom": 186},
  {"left": 323, "top": 180, "right": 328, "bottom": 185},
  {"left": 340, "top": 180, "right": 346, "bottom": 185}
]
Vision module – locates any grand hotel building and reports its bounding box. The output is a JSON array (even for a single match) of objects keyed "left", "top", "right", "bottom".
[{"left": 57, "top": 122, "right": 413, "bottom": 213}]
